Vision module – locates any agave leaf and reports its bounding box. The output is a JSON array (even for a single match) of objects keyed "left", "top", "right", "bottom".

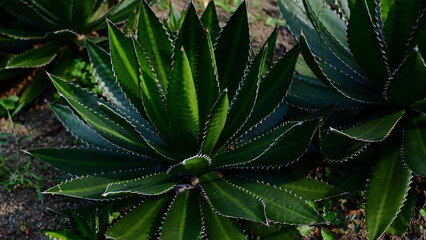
[
  {"left": 200, "top": 201, "right": 246, "bottom": 240},
  {"left": 201, "top": 91, "right": 229, "bottom": 155},
  {"left": 302, "top": 0, "right": 366, "bottom": 78},
  {"left": 243, "top": 119, "right": 319, "bottom": 167},
  {"left": 403, "top": 114, "right": 426, "bottom": 176},
  {"left": 196, "top": 30, "right": 220, "bottom": 126},
  {"left": 167, "top": 49, "right": 200, "bottom": 156},
  {"left": 70, "top": 0, "right": 96, "bottom": 29},
  {"left": 200, "top": 1, "right": 221, "bottom": 44},
  {"left": 12, "top": 71, "right": 50, "bottom": 116},
  {"left": 137, "top": 0, "right": 173, "bottom": 90},
  {"left": 336, "top": 0, "right": 354, "bottom": 20},
  {"left": 107, "top": 21, "right": 145, "bottom": 115},
  {"left": 161, "top": 190, "right": 202, "bottom": 240},
  {"left": 235, "top": 173, "right": 346, "bottom": 201},
  {"left": 103, "top": 173, "right": 179, "bottom": 196},
  {"left": 0, "top": 28, "right": 45, "bottom": 40},
  {"left": 67, "top": 208, "right": 94, "bottom": 240},
  {"left": 216, "top": 43, "right": 268, "bottom": 151},
  {"left": 386, "top": 48, "right": 426, "bottom": 107},
  {"left": 244, "top": 43, "right": 299, "bottom": 130},
  {"left": 212, "top": 121, "right": 300, "bottom": 168},
  {"left": 167, "top": 154, "right": 211, "bottom": 175},
  {"left": 86, "top": 40, "right": 154, "bottom": 134},
  {"left": 28, "top": 147, "right": 157, "bottom": 175},
  {"left": 215, "top": 1, "right": 250, "bottom": 98},
  {"left": 133, "top": 39, "right": 171, "bottom": 142},
  {"left": 381, "top": 0, "right": 424, "bottom": 68},
  {"left": 106, "top": 196, "right": 169, "bottom": 240},
  {"left": 347, "top": 0, "right": 389, "bottom": 89},
  {"left": 200, "top": 172, "right": 267, "bottom": 224},
  {"left": 286, "top": 74, "right": 365, "bottom": 110},
  {"left": 225, "top": 175, "right": 325, "bottom": 224},
  {"left": 366, "top": 134, "right": 412, "bottom": 240},
  {"left": 247, "top": 222, "right": 301, "bottom": 240},
  {"left": 0, "top": 0, "right": 58, "bottom": 29},
  {"left": 331, "top": 108, "right": 405, "bottom": 142},
  {"left": 174, "top": 2, "right": 204, "bottom": 79},
  {"left": 278, "top": 0, "right": 368, "bottom": 87},
  {"left": 298, "top": 35, "right": 383, "bottom": 104},
  {"left": 386, "top": 187, "right": 417, "bottom": 236},
  {"left": 107, "top": 0, "right": 140, "bottom": 25},
  {"left": 303, "top": 0, "right": 349, "bottom": 49},
  {"left": 43, "top": 230, "right": 86, "bottom": 240},
  {"left": 50, "top": 103, "right": 118, "bottom": 149},
  {"left": 50, "top": 74, "right": 150, "bottom": 154},
  {"left": 6, "top": 41, "right": 61, "bottom": 68},
  {"left": 413, "top": 99, "right": 426, "bottom": 113},
  {"left": 319, "top": 129, "right": 368, "bottom": 161},
  {"left": 263, "top": 27, "right": 279, "bottom": 71},
  {"left": 44, "top": 168, "right": 158, "bottom": 199}
]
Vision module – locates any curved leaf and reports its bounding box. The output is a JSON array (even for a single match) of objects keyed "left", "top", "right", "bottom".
[
  {"left": 226, "top": 175, "right": 325, "bottom": 224},
  {"left": 347, "top": 0, "right": 389, "bottom": 89},
  {"left": 366, "top": 135, "right": 412, "bottom": 240},
  {"left": 167, "top": 50, "right": 200, "bottom": 156},
  {"left": 107, "top": 21, "right": 145, "bottom": 115},
  {"left": 200, "top": 1, "right": 221, "bottom": 44},
  {"left": 403, "top": 114, "right": 426, "bottom": 176},
  {"left": 215, "top": 1, "right": 249, "bottom": 97},
  {"left": 200, "top": 201, "right": 246, "bottom": 240},
  {"left": 44, "top": 168, "right": 158, "bottom": 199},
  {"left": 332, "top": 108, "right": 405, "bottom": 142},
  {"left": 28, "top": 147, "right": 156, "bottom": 175},
  {"left": 200, "top": 172, "right": 267, "bottom": 224},
  {"left": 386, "top": 48, "right": 426, "bottom": 107},
  {"left": 106, "top": 195, "right": 169, "bottom": 240},
  {"left": 103, "top": 173, "right": 179, "bottom": 196},
  {"left": 320, "top": 128, "right": 368, "bottom": 161},
  {"left": 6, "top": 42, "right": 61, "bottom": 68},
  {"left": 137, "top": 0, "right": 172, "bottom": 90},
  {"left": 161, "top": 190, "right": 202, "bottom": 240},
  {"left": 235, "top": 172, "right": 346, "bottom": 201},
  {"left": 212, "top": 121, "right": 299, "bottom": 168},
  {"left": 386, "top": 187, "right": 417, "bottom": 236}
]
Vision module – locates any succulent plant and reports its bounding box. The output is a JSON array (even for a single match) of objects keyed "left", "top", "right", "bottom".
[
  {"left": 29, "top": 1, "right": 346, "bottom": 238},
  {"left": 0, "top": 0, "right": 139, "bottom": 115},
  {"left": 279, "top": 0, "right": 426, "bottom": 239}
]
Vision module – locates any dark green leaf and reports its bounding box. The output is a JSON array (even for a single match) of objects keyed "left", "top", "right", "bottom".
[
  {"left": 50, "top": 103, "right": 118, "bottom": 149},
  {"left": 167, "top": 50, "right": 200, "bottom": 156},
  {"left": 320, "top": 128, "right": 368, "bottom": 161},
  {"left": 43, "top": 230, "right": 85, "bottom": 240},
  {"left": 347, "top": 0, "right": 389, "bottom": 89},
  {"left": 44, "top": 168, "right": 158, "bottom": 199},
  {"left": 366, "top": 134, "right": 412, "bottom": 240},
  {"left": 104, "top": 173, "right": 179, "bottom": 196},
  {"left": 6, "top": 42, "right": 61, "bottom": 68},
  {"left": 215, "top": 1, "right": 249, "bottom": 98},
  {"left": 200, "top": 1, "right": 221, "bottom": 44},
  {"left": 106, "top": 195, "right": 169, "bottom": 240},
  {"left": 200, "top": 172, "right": 267, "bottom": 223},
  {"left": 225, "top": 175, "right": 325, "bottom": 224},
  {"left": 137, "top": 0, "right": 173, "bottom": 90},
  {"left": 201, "top": 201, "right": 246, "bottom": 240},
  {"left": 403, "top": 114, "right": 426, "bottom": 176},
  {"left": 29, "top": 147, "right": 157, "bottom": 175},
  {"left": 107, "top": 21, "right": 145, "bottom": 115},
  {"left": 332, "top": 108, "right": 405, "bottom": 142},
  {"left": 386, "top": 48, "right": 426, "bottom": 107},
  {"left": 161, "top": 190, "right": 202, "bottom": 240},
  {"left": 386, "top": 187, "right": 417, "bottom": 236}
]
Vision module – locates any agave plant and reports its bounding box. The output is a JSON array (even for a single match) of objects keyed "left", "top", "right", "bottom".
[
  {"left": 29, "top": 1, "right": 347, "bottom": 238},
  {"left": 0, "top": 0, "right": 139, "bottom": 115},
  {"left": 279, "top": 0, "right": 426, "bottom": 239}
]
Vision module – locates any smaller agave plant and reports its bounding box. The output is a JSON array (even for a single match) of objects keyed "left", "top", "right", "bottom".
[
  {"left": 30, "top": 1, "right": 345, "bottom": 239},
  {"left": 279, "top": 0, "right": 425, "bottom": 239},
  {"left": 0, "top": 0, "right": 138, "bottom": 115}
]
